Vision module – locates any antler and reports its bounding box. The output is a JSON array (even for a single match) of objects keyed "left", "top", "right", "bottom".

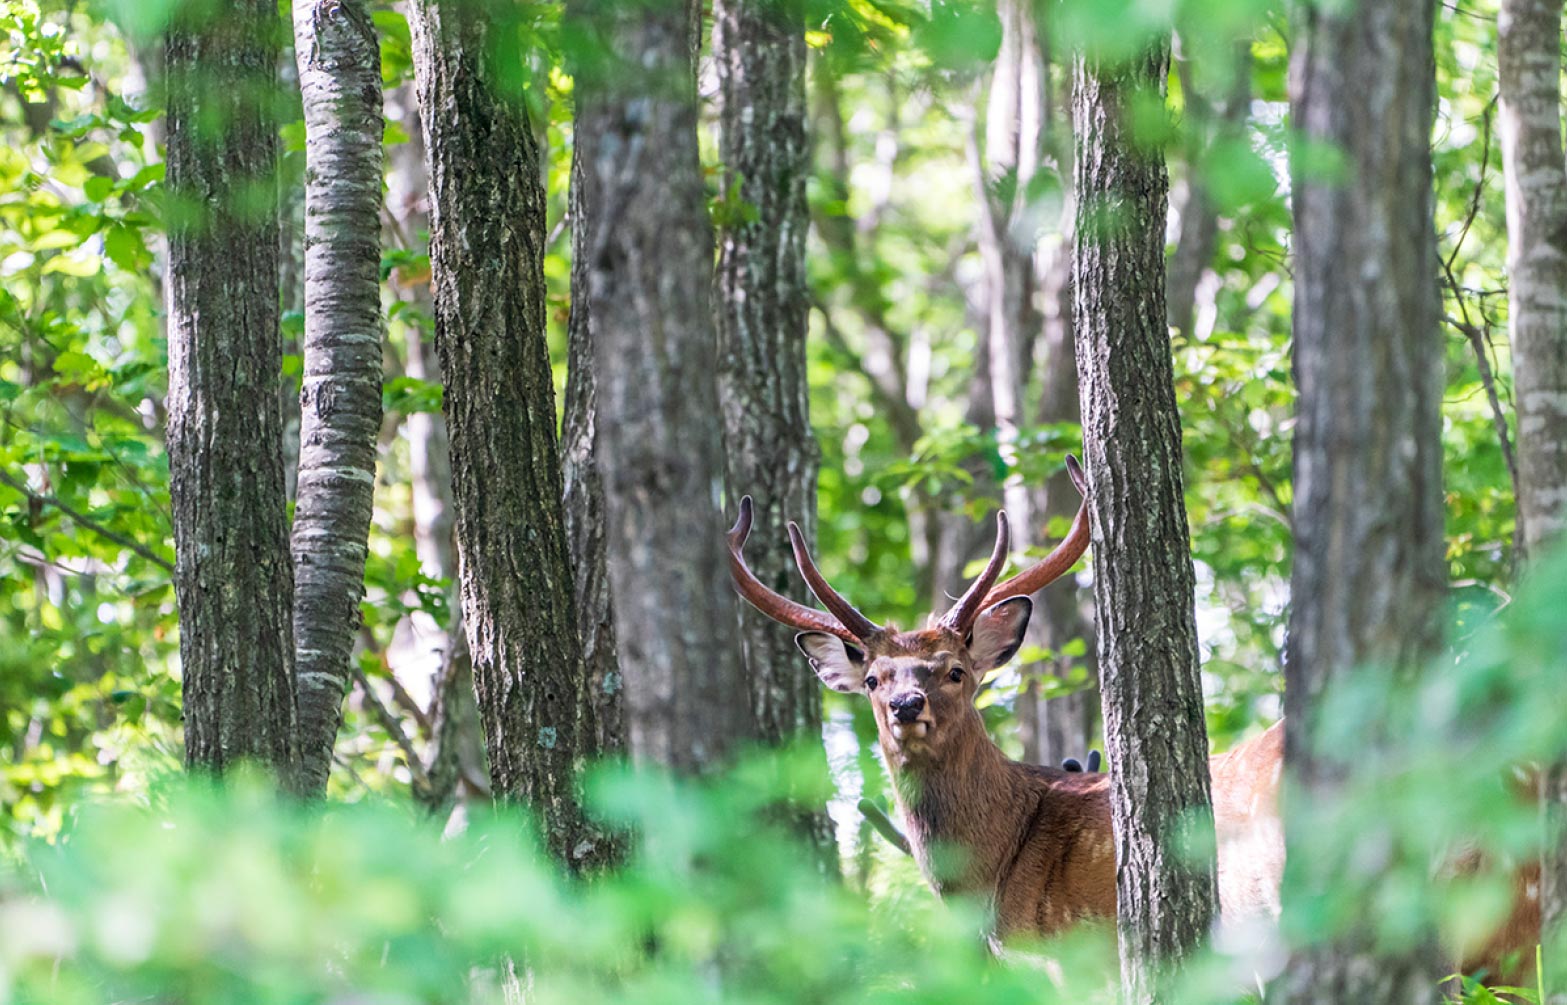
[
  {"left": 725, "top": 496, "right": 881, "bottom": 644},
  {"left": 938, "top": 510, "right": 1010, "bottom": 635},
  {"left": 980, "top": 455, "right": 1091, "bottom": 608},
  {"left": 786, "top": 522, "right": 883, "bottom": 641}
]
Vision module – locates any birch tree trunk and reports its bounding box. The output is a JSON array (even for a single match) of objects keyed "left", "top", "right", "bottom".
[
  {"left": 1497, "top": 0, "right": 1567, "bottom": 994},
  {"left": 1280, "top": 1, "right": 1446, "bottom": 1000},
  {"left": 1072, "top": 41, "right": 1219, "bottom": 1000},
  {"left": 712, "top": 0, "right": 833, "bottom": 864},
  {"left": 289, "top": 0, "right": 385, "bottom": 799},
  {"left": 408, "top": 0, "right": 608, "bottom": 868},
  {"left": 576, "top": 0, "right": 755, "bottom": 770},
  {"left": 165, "top": 0, "right": 298, "bottom": 780}
]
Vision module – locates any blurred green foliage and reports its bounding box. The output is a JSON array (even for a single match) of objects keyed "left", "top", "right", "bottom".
[{"left": 0, "top": 5, "right": 1541, "bottom": 997}]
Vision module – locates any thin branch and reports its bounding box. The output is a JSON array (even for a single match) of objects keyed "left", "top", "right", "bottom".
[
  {"left": 1444, "top": 93, "right": 1498, "bottom": 278},
  {"left": 856, "top": 797, "right": 911, "bottom": 855},
  {"left": 358, "top": 622, "right": 434, "bottom": 735},
  {"left": 0, "top": 467, "right": 174, "bottom": 572},
  {"left": 1445, "top": 310, "right": 1521, "bottom": 505},
  {"left": 352, "top": 664, "right": 433, "bottom": 796}
]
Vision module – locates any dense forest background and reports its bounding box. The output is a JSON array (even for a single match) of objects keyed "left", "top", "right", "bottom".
[{"left": 0, "top": 0, "right": 1562, "bottom": 1001}]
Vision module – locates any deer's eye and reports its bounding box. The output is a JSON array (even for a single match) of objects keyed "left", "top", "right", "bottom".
[
  {"left": 948, "top": 667, "right": 965, "bottom": 683},
  {"left": 864, "top": 675, "right": 878, "bottom": 691}
]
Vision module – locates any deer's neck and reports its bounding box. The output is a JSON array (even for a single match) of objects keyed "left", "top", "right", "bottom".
[{"left": 885, "top": 721, "right": 1027, "bottom": 896}]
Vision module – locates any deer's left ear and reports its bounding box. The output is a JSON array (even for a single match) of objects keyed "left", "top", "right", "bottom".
[{"left": 967, "top": 596, "right": 1032, "bottom": 672}]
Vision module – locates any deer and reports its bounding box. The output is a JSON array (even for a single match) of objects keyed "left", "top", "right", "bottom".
[
  {"left": 725, "top": 456, "right": 1285, "bottom": 941},
  {"left": 724, "top": 456, "right": 1539, "bottom": 982}
]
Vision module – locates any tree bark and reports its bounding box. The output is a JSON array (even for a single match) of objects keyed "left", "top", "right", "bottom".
[
  {"left": 408, "top": 0, "right": 607, "bottom": 868},
  {"left": 561, "top": 80, "right": 626, "bottom": 764},
  {"left": 1280, "top": 1, "right": 1446, "bottom": 1000},
  {"left": 384, "top": 74, "right": 488, "bottom": 817},
  {"left": 576, "top": 0, "right": 755, "bottom": 771},
  {"left": 164, "top": 0, "right": 298, "bottom": 780},
  {"left": 1497, "top": 0, "right": 1567, "bottom": 995},
  {"left": 1072, "top": 42, "right": 1219, "bottom": 1000},
  {"left": 289, "top": 0, "right": 385, "bottom": 799},
  {"left": 713, "top": 0, "right": 834, "bottom": 863}
]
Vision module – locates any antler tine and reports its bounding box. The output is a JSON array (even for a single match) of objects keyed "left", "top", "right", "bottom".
[
  {"left": 939, "top": 509, "right": 1011, "bottom": 635},
  {"left": 786, "top": 522, "right": 884, "bottom": 641},
  {"left": 981, "top": 455, "right": 1091, "bottom": 608},
  {"left": 726, "top": 496, "right": 862, "bottom": 644}
]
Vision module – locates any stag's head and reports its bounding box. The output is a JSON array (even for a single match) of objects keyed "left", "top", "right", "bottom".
[{"left": 726, "top": 457, "right": 1090, "bottom": 765}]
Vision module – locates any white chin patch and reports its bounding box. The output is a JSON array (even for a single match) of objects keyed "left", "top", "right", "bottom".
[{"left": 891, "top": 721, "right": 930, "bottom": 743}]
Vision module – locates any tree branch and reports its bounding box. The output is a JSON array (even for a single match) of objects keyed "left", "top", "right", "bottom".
[{"left": 0, "top": 467, "right": 174, "bottom": 572}]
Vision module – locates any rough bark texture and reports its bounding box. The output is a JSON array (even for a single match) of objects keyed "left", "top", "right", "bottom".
[
  {"left": 289, "top": 0, "right": 385, "bottom": 799},
  {"left": 1281, "top": 2, "right": 1446, "bottom": 1000},
  {"left": 561, "top": 73, "right": 627, "bottom": 764},
  {"left": 164, "top": 0, "right": 298, "bottom": 780},
  {"left": 384, "top": 75, "right": 489, "bottom": 818},
  {"left": 576, "top": 0, "right": 755, "bottom": 771},
  {"left": 407, "top": 0, "right": 607, "bottom": 868},
  {"left": 1498, "top": 1, "right": 1567, "bottom": 993},
  {"left": 712, "top": 0, "right": 833, "bottom": 863},
  {"left": 1072, "top": 43, "right": 1219, "bottom": 1000}
]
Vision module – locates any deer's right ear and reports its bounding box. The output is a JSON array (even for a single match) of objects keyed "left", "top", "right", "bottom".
[{"left": 796, "top": 632, "right": 868, "bottom": 693}]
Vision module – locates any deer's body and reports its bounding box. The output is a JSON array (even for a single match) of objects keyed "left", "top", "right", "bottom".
[
  {"left": 724, "top": 457, "right": 1533, "bottom": 976},
  {"left": 876, "top": 630, "right": 1285, "bottom": 937}
]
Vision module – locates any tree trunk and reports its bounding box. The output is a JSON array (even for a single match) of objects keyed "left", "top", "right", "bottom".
[
  {"left": 1072, "top": 42, "right": 1219, "bottom": 1000},
  {"left": 164, "top": 0, "right": 298, "bottom": 780},
  {"left": 561, "top": 84, "right": 626, "bottom": 764},
  {"left": 1166, "top": 36, "right": 1250, "bottom": 341},
  {"left": 289, "top": 0, "right": 385, "bottom": 799},
  {"left": 575, "top": 0, "right": 755, "bottom": 771},
  {"left": 1498, "top": 0, "right": 1567, "bottom": 994},
  {"left": 1024, "top": 242, "right": 1097, "bottom": 767},
  {"left": 407, "top": 0, "right": 607, "bottom": 868},
  {"left": 384, "top": 73, "right": 488, "bottom": 817},
  {"left": 1280, "top": 1, "right": 1446, "bottom": 1000},
  {"left": 712, "top": 0, "right": 833, "bottom": 863}
]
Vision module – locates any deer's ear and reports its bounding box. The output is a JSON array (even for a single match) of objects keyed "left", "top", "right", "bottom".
[
  {"left": 967, "top": 597, "right": 1032, "bottom": 672},
  {"left": 796, "top": 632, "right": 868, "bottom": 693}
]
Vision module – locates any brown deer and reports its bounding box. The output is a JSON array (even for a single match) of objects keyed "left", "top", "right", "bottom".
[
  {"left": 727, "top": 456, "right": 1541, "bottom": 983},
  {"left": 725, "top": 456, "right": 1285, "bottom": 940}
]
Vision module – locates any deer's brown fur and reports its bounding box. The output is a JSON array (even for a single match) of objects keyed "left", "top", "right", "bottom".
[
  {"left": 725, "top": 460, "right": 1539, "bottom": 976},
  {"left": 835, "top": 623, "right": 1282, "bottom": 938}
]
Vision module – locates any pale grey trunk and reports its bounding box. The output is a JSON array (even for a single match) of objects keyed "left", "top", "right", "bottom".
[
  {"left": 1280, "top": 1, "right": 1446, "bottom": 1000},
  {"left": 1166, "top": 36, "right": 1250, "bottom": 340},
  {"left": 1498, "top": 0, "right": 1567, "bottom": 993},
  {"left": 712, "top": 0, "right": 833, "bottom": 868},
  {"left": 561, "top": 78, "right": 626, "bottom": 762},
  {"left": 1072, "top": 42, "right": 1219, "bottom": 1000},
  {"left": 577, "top": 0, "right": 755, "bottom": 771},
  {"left": 165, "top": 0, "right": 298, "bottom": 779},
  {"left": 1023, "top": 240, "right": 1097, "bottom": 767},
  {"left": 289, "top": 0, "right": 385, "bottom": 799},
  {"left": 408, "top": 0, "right": 607, "bottom": 867}
]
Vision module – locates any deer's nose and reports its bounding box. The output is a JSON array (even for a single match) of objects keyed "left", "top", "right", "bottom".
[{"left": 890, "top": 693, "right": 925, "bottom": 722}]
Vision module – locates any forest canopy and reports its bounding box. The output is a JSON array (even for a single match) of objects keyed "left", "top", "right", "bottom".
[{"left": 0, "top": 0, "right": 1562, "bottom": 1002}]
